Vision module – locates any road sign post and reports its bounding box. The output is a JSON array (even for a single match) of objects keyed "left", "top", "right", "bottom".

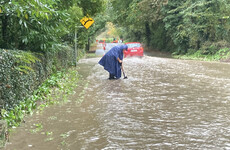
[
  {"left": 74, "top": 26, "right": 84, "bottom": 66},
  {"left": 73, "top": 16, "right": 94, "bottom": 66}
]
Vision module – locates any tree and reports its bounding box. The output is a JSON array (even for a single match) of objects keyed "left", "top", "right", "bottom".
[
  {"left": 163, "top": 0, "right": 230, "bottom": 53},
  {"left": 108, "top": 0, "right": 230, "bottom": 54},
  {"left": 0, "top": 0, "right": 106, "bottom": 52}
]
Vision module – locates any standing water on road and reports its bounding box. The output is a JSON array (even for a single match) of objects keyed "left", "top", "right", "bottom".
[{"left": 5, "top": 55, "right": 230, "bottom": 149}]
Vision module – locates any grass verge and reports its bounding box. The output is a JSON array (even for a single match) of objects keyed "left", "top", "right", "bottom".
[
  {"left": 173, "top": 48, "right": 230, "bottom": 62},
  {"left": 1, "top": 68, "right": 80, "bottom": 128}
]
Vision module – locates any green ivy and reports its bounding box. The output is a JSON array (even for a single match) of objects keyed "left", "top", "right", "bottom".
[
  {"left": 1, "top": 68, "right": 80, "bottom": 127},
  {"left": 0, "top": 46, "right": 73, "bottom": 112}
]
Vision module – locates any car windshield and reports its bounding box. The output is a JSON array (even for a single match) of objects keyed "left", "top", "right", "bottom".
[{"left": 127, "top": 43, "right": 141, "bottom": 48}]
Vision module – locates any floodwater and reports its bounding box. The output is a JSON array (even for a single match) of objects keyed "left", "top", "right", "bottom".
[{"left": 5, "top": 49, "right": 230, "bottom": 149}]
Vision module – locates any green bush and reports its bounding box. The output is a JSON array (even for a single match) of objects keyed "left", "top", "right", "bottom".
[
  {"left": 0, "top": 46, "right": 73, "bottom": 112},
  {"left": 1, "top": 69, "right": 80, "bottom": 127},
  {"left": 173, "top": 47, "right": 230, "bottom": 61},
  {"left": 200, "top": 40, "right": 230, "bottom": 55}
]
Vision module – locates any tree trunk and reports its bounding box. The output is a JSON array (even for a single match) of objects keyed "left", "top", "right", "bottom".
[
  {"left": 87, "top": 37, "right": 90, "bottom": 51},
  {"left": 1, "top": 14, "right": 8, "bottom": 49},
  {"left": 145, "top": 22, "right": 151, "bottom": 47}
]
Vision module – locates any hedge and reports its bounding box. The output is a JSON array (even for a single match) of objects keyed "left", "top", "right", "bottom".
[{"left": 0, "top": 46, "right": 74, "bottom": 111}]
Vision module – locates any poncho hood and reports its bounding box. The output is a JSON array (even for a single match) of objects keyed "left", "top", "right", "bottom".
[{"left": 121, "top": 44, "right": 128, "bottom": 51}]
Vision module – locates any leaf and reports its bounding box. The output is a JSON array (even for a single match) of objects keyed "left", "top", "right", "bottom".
[
  {"left": 222, "top": 16, "right": 229, "bottom": 19},
  {"left": 45, "top": 13, "right": 49, "bottom": 20},
  {"left": 25, "top": 13, "right": 29, "bottom": 20},
  {"left": 19, "top": 19, "right": 22, "bottom": 25},
  {"left": 24, "top": 22, "right": 27, "bottom": 28},
  {"left": 36, "top": 11, "right": 39, "bottom": 17}
]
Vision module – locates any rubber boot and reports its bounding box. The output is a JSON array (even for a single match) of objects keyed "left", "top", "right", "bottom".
[{"left": 109, "top": 73, "right": 115, "bottom": 80}]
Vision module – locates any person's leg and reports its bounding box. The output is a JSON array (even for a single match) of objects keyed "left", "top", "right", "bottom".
[{"left": 109, "top": 73, "right": 115, "bottom": 79}]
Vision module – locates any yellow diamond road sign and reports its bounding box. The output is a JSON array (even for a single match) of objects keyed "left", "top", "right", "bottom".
[{"left": 80, "top": 16, "right": 94, "bottom": 29}]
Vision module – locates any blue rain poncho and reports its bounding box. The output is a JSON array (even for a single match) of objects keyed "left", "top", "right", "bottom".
[{"left": 99, "top": 45, "right": 128, "bottom": 79}]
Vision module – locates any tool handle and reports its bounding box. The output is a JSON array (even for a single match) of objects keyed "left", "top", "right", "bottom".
[{"left": 120, "top": 63, "right": 126, "bottom": 77}]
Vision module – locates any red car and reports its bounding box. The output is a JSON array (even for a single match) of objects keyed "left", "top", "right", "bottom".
[{"left": 124, "top": 42, "right": 144, "bottom": 57}]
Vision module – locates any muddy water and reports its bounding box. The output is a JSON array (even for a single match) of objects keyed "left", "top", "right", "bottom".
[{"left": 5, "top": 55, "right": 230, "bottom": 150}]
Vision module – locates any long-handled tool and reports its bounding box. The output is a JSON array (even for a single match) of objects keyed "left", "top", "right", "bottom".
[{"left": 121, "top": 63, "right": 128, "bottom": 79}]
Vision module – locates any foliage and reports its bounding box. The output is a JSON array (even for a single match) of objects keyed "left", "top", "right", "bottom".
[
  {"left": 14, "top": 51, "right": 40, "bottom": 73},
  {"left": 199, "top": 40, "right": 230, "bottom": 55},
  {"left": 0, "top": 47, "right": 73, "bottom": 112},
  {"left": 1, "top": 68, "right": 80, "bottom": 127},
  {"left": 162, "top": 0, "right": 230, "bottom": 53},
  {"left": 0, "top": 0, "right": 106, "bottom": 128},
  {"left": 96, "top": 22, "right": 121, "bottom": 39},
  {"left": 87, "top": 1, "right": 112, "bottom": 46},
  {"left": 109, "top": 0, "right": 172, "bottom": 50},
  {"left": 109, "top": 0, "right": 230, "bottom": 55},
  {"left": 78, "top": 0, "right": 106, "bottom": 16},
  {"left": 0, "top": 0, "right": 59, "bottom": 51},
  {"left": 173, "top": 48, "right": 230, "bottom": 61},
  {"left": 0, "top": 0, "right": 106, "bottom": 52}
]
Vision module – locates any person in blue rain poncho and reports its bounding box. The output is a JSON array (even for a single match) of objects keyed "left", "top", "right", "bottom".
[{"left": 99, "top": 44, "right": 128, "bottom": 79}]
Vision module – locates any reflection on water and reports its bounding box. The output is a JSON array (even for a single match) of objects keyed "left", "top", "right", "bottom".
[{"left": 5, "top": 55, "right": 230, "bottom": 150}]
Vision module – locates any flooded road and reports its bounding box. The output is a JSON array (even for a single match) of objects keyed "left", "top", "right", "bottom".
[{"left": 5, "top": 52, "right": 230, "bottom": 149}]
